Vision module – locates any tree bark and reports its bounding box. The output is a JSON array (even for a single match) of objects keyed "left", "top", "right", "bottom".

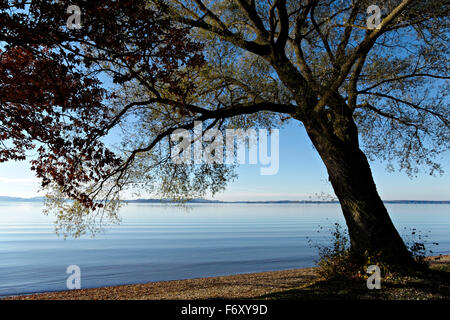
[{"left": 301, "top": 111, "right": 416, "bottom": 268}]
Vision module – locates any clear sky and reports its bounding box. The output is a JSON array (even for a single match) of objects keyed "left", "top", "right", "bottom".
[{"left": 0, "top": 121, "right": 449, "bottom": 201}]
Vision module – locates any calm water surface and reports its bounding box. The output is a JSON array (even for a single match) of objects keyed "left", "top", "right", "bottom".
[{"left": 0, "top": 202, "right": 449, "bottom": 297}]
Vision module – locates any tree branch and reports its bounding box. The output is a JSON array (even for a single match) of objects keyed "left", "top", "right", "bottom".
[
  {"left": 356, "top": 102, "right": 419, "bottom": 128},
  {"left": 314, "top": 0, "right": 416, "bottom": 112},
  {"left": 359, "top": 91, "right": 449, "bottom": 127},
  {"left": 234, "top": 0, "right": 269, "bottom": 41},
  {"left": 174, "top": 15, "right": 271, "bottom": 56},
  {"left": 310, "top": 1, "right": 336, "bottom": 66}
]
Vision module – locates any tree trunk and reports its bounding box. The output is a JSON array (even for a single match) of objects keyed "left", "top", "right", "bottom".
[{"left": 301, "top": 111, "right": 416, "bottom": 268}]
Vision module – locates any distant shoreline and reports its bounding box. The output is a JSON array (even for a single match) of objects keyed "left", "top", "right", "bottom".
[{"left": 0, "top": 196, "right": 449, "bottom": 204}]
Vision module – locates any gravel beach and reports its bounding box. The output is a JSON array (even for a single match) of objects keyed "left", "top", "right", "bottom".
[
  {"left": 3, "top": 255, "right": 449, "bottom": 300},
  {"left": 3, "top": 267, "right": 317, "bottom": 300}
]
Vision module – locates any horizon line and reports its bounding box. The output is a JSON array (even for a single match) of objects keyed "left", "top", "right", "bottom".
[{"left": 0, "top": 196, "right": 449, "bottom": 204}]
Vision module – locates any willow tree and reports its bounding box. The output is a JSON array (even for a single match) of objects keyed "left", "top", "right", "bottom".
[
  {"left": 150, "top": 0, "right": 449, "bottom": 267},
  {"left": 1, "top": 1, "right": 449, "bottom": 266}
]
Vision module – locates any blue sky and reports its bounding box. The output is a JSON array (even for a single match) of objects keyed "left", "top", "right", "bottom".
[
  {"left": 215, "top": 122, "right": 450, "bottom": 201},
  {"left": 0, "top": 121, "right": 449, "bottom": 201},
  {"left": 2, "top": 4, "right": 447, "bottom": 201}
]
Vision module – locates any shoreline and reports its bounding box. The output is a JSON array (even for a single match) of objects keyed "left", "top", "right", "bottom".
[
  {"left": 2, "top": 267, "right": 318, "bottom": 300},
  {"left": 3, "top": 255, "right": 449, "bottom": 300}
]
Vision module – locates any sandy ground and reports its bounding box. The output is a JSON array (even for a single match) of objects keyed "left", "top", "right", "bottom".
[
  {"left": 3, "top": 255, "right": 449, "bottom": 300},
  {"left": 424, "top": 254, "right": 450, "bottom": 264},
  {"left": 3, "top": 268, "right": 317, "bottom": 300}
]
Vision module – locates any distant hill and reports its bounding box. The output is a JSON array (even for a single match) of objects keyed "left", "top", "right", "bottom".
[
  {"left": 0, "top": 196, "right": 45, "bottom": 202},
  {"left": 0, "top": 196, "right": 449, "bottom": 204}
]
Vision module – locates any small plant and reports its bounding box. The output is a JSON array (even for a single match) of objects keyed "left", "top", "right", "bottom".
[
  {"left": 401, "top": 227, "right": 439, "bottom": 267},
  {"left": 308, "top": 222, "right": 356, "bottom": 280},
  {"left": 308, "top": 222, "right": 429, "bottom": 280}
]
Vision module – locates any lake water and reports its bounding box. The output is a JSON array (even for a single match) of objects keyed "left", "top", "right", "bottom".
[{"left": 0, "top": 202, "right": 449, "bottom": 297}]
